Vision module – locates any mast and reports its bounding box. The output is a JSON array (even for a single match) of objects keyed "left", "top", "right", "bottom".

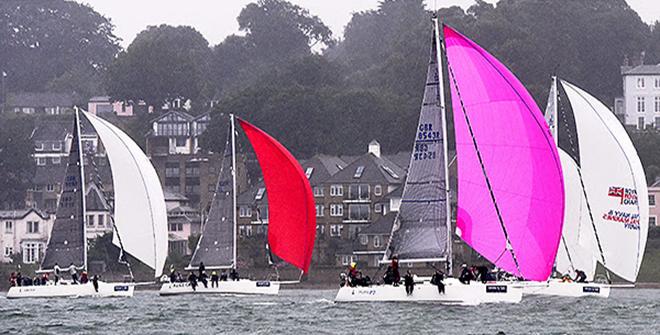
[
  {"left": 551, "top": 76, "right": 559, "bottom": 143},
  {"left": 74, "top": 108, "right": 88, "bottom": 271},
  {"left": 433, "top": 17, "right": 453, "bottom": 275},
  {"left": 230, "top": 114, "right": 238, "bottom": 269}
]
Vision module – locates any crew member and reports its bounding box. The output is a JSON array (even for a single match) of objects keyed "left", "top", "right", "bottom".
[
  {"left": 199, "top": 271, "right": 208, "bottom": 289},
  {"left": 92, "top": 275, "right": 99, "bottom": 292},
  {"left": 404, "top": 270, "right": 415, "bottom": 295},
  {"left": 229, "top": 268, "right": 239, "bottom": 281},
  {"left": 391, "top": 256, "right": 400, "bottom": 286},
  {"left": 211, "top": 271, "right": 219, "bottom": 288},
  {"left": 188, "top": 272, "right": 198, "bottom": 291},
  {"left": 198, "top": 262, "right": 205, "bottom": 278},
  {"left": 431, "top": 270, "right": 445, "bottom": 294},
  {"left": 80, "top": 271, "right": 89, "bottom": 284},
  {"left": 459, "top": 264, "right": 475, "bottom": 285},
  {"left": 169, "top": 268, "right": 177, "bottom": 283},
  {"left": 67, "top": 263, "right": 82, "bottom": 284},
  {"left": 574, "top": 269, "right": 587, "bottom": 283},
  {"left": 53, "top": 263, "right": 62, "bottom": 284},
  {"left": 347, "top": 262, "right": 359, "bottom": 287}
]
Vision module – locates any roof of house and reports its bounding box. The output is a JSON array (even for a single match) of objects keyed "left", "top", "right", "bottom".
[
  {"left": 301, "top": 154, "right": 347, "bottom": 186},
  {"left": 384, "top": 151, "right": 411, "bottom": 172},
  {"left": 0, "top": 208, "right": 49, "bottom": 220},
  {"left": 32, "top": 116, "right": 96, "bottom": 142},
  {"left": 150, "top": 110, "right": 195, "bottom": 124},
  {"left": 650, "top": 179, "right": 660, "bottom": 188},
  {"left": 359, "top": 212, "right": 396, "bottom": 236},
  {"left": 163, "top": 190, "right": 189, "bottom": 202},
  {"left": 324, "top": 152, "right": 405, "bottom": 185},
  {"left": 6, "top": 92, "right": 73, "bottom": 108},
  {"left": 621, "top": 64, "right": 660, "bottom": 75},
  {"left": 86, "top": 185, "right": 110, "bottom": 211}
]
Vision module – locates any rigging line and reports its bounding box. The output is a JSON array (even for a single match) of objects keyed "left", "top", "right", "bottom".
[
  {"left": 557, "top": 88, "right": 611, "bottom": 283},
  {"left": 445, "top": 49, "right": 523, "bottom": 277}
]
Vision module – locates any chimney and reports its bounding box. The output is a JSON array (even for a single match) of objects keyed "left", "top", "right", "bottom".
[
  {"left": 641, "top": 51, "right": 646, "bottom": 66},
  {"left": 623, "top": 54, "right": 629, "bottom": 67},
  {"left": 368, "top": 140, "right": 381, "bottom": 158}
]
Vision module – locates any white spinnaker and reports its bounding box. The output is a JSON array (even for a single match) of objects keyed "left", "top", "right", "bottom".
[
  {"left": 554, "top": 149, "right": 598, "bottom": 281},
  {"left": 562, "top": 80, "right": 649, "bottom": 282},
  {"left": 82, "top": 111, "right": 168, "bottom": 277}
]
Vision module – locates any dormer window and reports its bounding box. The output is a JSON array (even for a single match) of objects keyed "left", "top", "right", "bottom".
[
  {"left": 381, "top": 165, "right": 400, "bottom": 179},
  {"left": 638, "top": 77, "right": 645, "bottom": 89},
  {"left": 255, "top": 187, "right": 265, "bottom": 200},
  {"left": 35, "top": 143, "right": 44, "bottom": 151},
  {"left": 354, "top": 166, "right": 365, "bottom": 178}
]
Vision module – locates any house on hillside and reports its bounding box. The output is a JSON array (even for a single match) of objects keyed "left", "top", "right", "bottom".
[
  {"left": 615, "top": 54, "right": 660, "bottom": 129},
  {"left": 5, "top": 92, "right": 73, "bottom": 115},
  {"left": 88, "top": 96, "right": 135, "bottom": 117},
  {"left": 0, "top": 209, "right": 53, "bottom": 264}
]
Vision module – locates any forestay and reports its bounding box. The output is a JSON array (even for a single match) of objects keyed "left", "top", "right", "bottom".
[
  {"left": 41, "top": 112, "right": 87, "bottom": 270},
  {"left": 444, "top": 26, "right": 565, "bottom": 281},
  {"left": 82, "top": 111, "right": 168, "bottom": 277},
  {"left": 560, "top": 80, "right": 648, "bottom": 282},
  {"left": 189, "top": 132, "right": 235, "bottom": 269},
  {"left": 386, "top": 27, "right": 448, "bottom": 262}
]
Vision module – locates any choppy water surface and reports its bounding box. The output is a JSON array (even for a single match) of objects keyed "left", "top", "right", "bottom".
[{"left": 1, "top": 288, "right": 658, "bottom": 334}]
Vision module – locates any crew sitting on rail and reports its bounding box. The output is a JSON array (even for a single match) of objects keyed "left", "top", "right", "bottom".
[
  {"left": 431, "top": 270, "right": 445, "bottom": 294},
  {"left": 404, "top": 270, "right": 415, "bottom": 295},
  {"left": 459, "top": 264, "right": 475, "bottom": 284},
  {"left": 80, "top": 271, "right": 89, "bottom": 284},
  {"left": 220, "top": 270, "right": 228, "bottom": 281},
  {"left": 347, "top": 262, "right": 359, "bottom": 287},
  {"left": 188, "top": 272, "right": 198, "bottom": 291},
  {"left": 383, "top": 256, "right": 401, "bottom": 286},
  {"left": 199, "top": 271, "right": 209, "bottom": 288},
  {"left": 229, "top": 268, "right": 239, "bottom": 281},
  {"left": 574, "top": 269, "right": 587, "bottom": 283}
]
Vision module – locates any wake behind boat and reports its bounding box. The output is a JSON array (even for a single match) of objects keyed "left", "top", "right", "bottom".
[
  {"left": 159, "top": 115, "right": 316, "bottom": 296},
  {"left": 7, "top": 109, "right": 168, "bottom": 299},
  {"left": 335, "top": 18, "right": 563, "bottom": 305}
]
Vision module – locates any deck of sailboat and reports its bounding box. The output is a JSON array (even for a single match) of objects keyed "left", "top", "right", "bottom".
[
  {"left": 159, "top": 279, "right": 280, "bottom": 296},
  {"left": 6, "top": 281, "right": 134, "bottom": 299}
]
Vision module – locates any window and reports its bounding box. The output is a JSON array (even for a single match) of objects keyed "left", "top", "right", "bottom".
[
  {"left": 655, "top": 97, "right": 660, "bottom": 113},
  {"left": 354, "top": 166, "right": 365, "bottom": 178},
  {"left": 52, "top": 157, "right": 61, "bottom": 164},
  {"left": 36, "top": 157, "right": 46, "bottom": 166},
  {"left": 316, "top": 224, "right": 325, "bottom": 235},
  {"left": 176, "top": 137, "right": 187, "bottom": 147},
  {"left": 330, "top": 185, "right": 343, "bottom": 196},
  {"left": 305, "top": 167, "right": 314, "bottom": 179},
  {"left": 35, "top": 142, "right": 44, "bottom": 151},
  {"left": 52, "top": 142, "right": 62, "bottom": 151},
  {"left": 239, "top": 206, "right": 252, "bottom": 218},
  {"left": 313, "top": 186, "right": 324, "bottom": 197},
  {"left": 245, "top": 225, "right": 253, "bottom": 237},
  {"left": 381, "top": 165, "right": 400, "bottom": 179},
  {"left": 637, "top": 77, "right": 645, "bottom": 88},
  {"left": 638, "top": 117, "right": 645, "bottom": 130},
  {"left": 348, "top": 184, "right": 370, "bottom": 200},
  {"left": 330, "top": 204, "right": 344, "bottom": 217},
  {"left": 46, "top": 184, "right": 54, "bottom": 192},
  {"left": 374, "top": 236, "right": 382, "bottom": 248},
  {"left": 166, "top": 185, "right": 181, "bottom": 193},
  {"left": 255, "top": 187, "right": 266, "bottom": 200},
  {"left": 185, "top": 165, "right": 200, "bottom": 177},
  {"left": 4, "top": 246, "right": 12, "bottom": 257},
  {"left": 26, "top": 221, "right": 39, "bottom": 234},
  {"left": 341, "top": 255, "right": 352, "bottom": 266},
  {"left": 239, "top": 226, "right": 246, "bottom": 236},
  {"left": 98, "top": 215, "right": 105, "bottom": 227},
  {"left": 169, "top": 223, "right": 183, "bottom": 231},
  {"left": 22, "top": 243, "right": 43, "bottom": 264},
  {"left": 650, "top": 195, "right": 656, "bottom": 207},
  {"left": 348, "top": 204, "right": 370, "bottom": 221},
  {"left": 315, "top": 204, "right": 324, "bottom": 217},
  {"left": 360, "top": 235, "right": 368, "bottom": 245},
  {"left": 374, "top": 204, "right": 382, "bottom": 213},
  {"left": 637, "top": 97, "right": 645, "bottom": 113},
  {"left": 165, "top": 163, "right": 180, "bottom": 178},
  {"left": 87, "top": 215, "right": 95, "bottom": 227},
  {"left": 655, "top": 78, "right": 660, "bottom": 89},
  {"left": 656, "top": 117, "right": 660, "bottom": 130},
  {"left": 5, "top": 221, "right": 13, "bottom": 234},
  {"left": 185, "top": 184, "right": 199, "bottom": 193},
  {"left": 330, "top": 224, "right": 344, "bottom": 237},
  {"left": 374, "top": 185, "right": 382, "bottom": 196}
]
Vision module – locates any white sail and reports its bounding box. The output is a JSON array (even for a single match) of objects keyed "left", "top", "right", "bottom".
[
  {"left": 554, "top": 149, "right": 598, "bottom": 281},
  {"left": 561, "top": 80, "right": 649, "bottom": 282},
  {"left": 82, "top": 111, "right": 168, "bottom": 277}
]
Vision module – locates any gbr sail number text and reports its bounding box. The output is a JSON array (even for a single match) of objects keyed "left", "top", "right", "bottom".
[{"left": 414, "top": 123, "right": 440, "bottom": 161}]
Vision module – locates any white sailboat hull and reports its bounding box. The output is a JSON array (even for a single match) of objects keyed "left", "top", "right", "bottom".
[
  {"left": 159, "top": 280, "right": 280, "bottom": 296},
  {"left": 519, "top": 280, "right": 611, "bottom": 298},
  {"left": 334, "top": 279, "right": 521, "bottom": 305},
  {"left": 6, "top": 281, "right": 134, "bottom": 299}
]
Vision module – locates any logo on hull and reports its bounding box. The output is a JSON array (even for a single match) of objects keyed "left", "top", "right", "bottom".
[{"left": 486, "top": 285, "right": 508, "bottom": 293}]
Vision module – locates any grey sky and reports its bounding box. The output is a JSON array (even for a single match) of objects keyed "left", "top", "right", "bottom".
[{"left": 78, "top": 0, "right": 660, "bottom": 48}]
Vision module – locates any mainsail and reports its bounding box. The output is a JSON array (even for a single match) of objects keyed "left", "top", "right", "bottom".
[
  {"left": 554, "top": 80, "right": 648, "bottom": 282},
  {"left": 444, "top": 26, "right": 565, "bottom": 281},
  {"left": 41, "top": 111, "right": 87, "bottom": 270},
  {"left": 238, "top": 118, "right": 316, "bottom": 273},
  {"left": 386, "top": 23, "right": 450, "bottom": 262},
  {"left": 189, "top": 128, "right": 235, "bottom": 269},
  {"left": 82, "top": 111, "right": 168, "bottom": 277}
]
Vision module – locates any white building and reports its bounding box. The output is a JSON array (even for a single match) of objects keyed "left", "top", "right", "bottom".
[
  {"left": 0, "top": 209, "right": 53, "bottom": 264},
  {"left": 616, "top": 62, "right": 660, "bottom": 130}
]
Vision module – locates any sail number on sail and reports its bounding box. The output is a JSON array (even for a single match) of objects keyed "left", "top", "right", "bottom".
[{"left": 414, "top": 123, "right": 441, "bottom": 161}]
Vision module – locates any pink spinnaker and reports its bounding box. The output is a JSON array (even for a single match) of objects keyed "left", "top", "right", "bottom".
[{"left": 444, "top": 26, "right": 564, "bottom": 281}]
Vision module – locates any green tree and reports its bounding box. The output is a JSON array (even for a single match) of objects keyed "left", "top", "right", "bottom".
[
  {"left": 0, "top": 114, "right": 35, "bottom": 209},
  {"left": 0, "top": 0, "right": 119, "bottom": 99},
  {"left": 106, "top": 25, "right": 212, "bottom": 109}
]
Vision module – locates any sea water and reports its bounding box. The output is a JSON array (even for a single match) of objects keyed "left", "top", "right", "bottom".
[{"left": 1, "top": 288, "right": 658, "bottom": 334}]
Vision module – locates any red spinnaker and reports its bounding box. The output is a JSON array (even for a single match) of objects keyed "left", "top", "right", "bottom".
[{"left": 238, "top": 118, "right": 316, "bottom": 273}]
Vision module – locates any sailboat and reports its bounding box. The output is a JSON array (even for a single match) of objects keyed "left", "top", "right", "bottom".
[
  {"left": 159, "top": 115, "right": 316, "bottom": 296},
  {"left": 522, "top": 77, "right": 649, "bottom": 298},
  {"left": 7, "top": 109, "right": 168, "bottom": 299},
  {"left": 334, "top": 18, "right": 565, "bottom": 304}
]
